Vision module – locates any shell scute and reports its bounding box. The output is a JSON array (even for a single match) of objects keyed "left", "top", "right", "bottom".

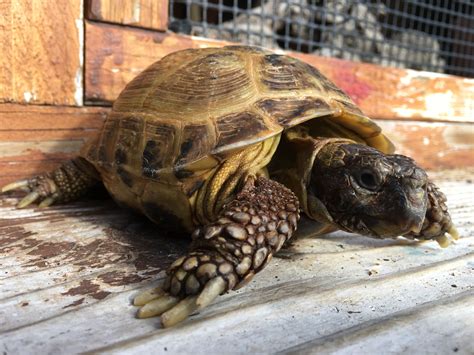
[
  {"left": 258, "top": 54, "right": 316, "bottom": 91},
  {"left": 214, "top": 111, "right": 268, "bottom": 151},
  {"left": 142, "top": 122, "right": 176, "bottom": 179},
  {"left": 175, "top": 124, "right": 213, "bottom": 168},
  {"left": 142, "top": 50, "right": 255, "bottom": 119},
  {"left": 334, "top": 98, "right": 364, "bottom": 116},
  {"left": 117, "top": 167, "right": 134, "bottom": 187},
  {"left": 97, "top": 118, "right": 119, "bottom": 165},
  {"left": 115, "top": 117, "right": 142, "bottom": 165},
  {"left": 255, "top": 97, "right": 334, "bottom": 126}
]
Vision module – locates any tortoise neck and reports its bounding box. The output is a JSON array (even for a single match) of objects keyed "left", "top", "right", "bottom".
[{"left": 270, "top": 135, "right": 354, "bottom": 228}]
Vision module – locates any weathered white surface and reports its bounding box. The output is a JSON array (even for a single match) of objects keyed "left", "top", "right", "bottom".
[{"left": 0, "top": 171, "right": 473, "bottom": 354}]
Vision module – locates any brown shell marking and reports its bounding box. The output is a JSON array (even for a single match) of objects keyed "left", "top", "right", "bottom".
[
  {"left": 175, "top": 124, "right": 213, "bottom": 167},
  {"left": 142, "top": 121, "right": 176, "bottom": 179},
  {"left": 114, "top": 117, "right": 143, "bottom": 187},
  {"left": 214, "top": 112, "right": 268, "bottom": 151},
  {"left": 256, "top": 97, "right": 334, "bottom": 126}
]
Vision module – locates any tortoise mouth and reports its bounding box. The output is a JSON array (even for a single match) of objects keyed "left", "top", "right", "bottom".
[
  {"left": 364, "top": 215, "right": 425, "bottom": 238},
  {"left": 362, "top": 196, "right": 426, "bottom": 238}
]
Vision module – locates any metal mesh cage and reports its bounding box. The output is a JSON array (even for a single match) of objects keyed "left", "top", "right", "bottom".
[{"left": 168, "top": 0, "right": 474, "bottom": 78}]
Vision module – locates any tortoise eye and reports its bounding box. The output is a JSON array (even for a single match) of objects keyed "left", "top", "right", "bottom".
[{"left": 357, "top": 169, "right": 381, "bottom": 191}]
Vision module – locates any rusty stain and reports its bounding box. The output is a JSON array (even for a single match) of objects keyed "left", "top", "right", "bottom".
[
  {"left": 62, "top": 280, "right": 111, "bottom": 300},
  {"left": 0, "top": 225, "right": 37, "bottom": 250},
  {"left": 0, "top": 198, "right": 185, "bottom": 307},
  {"left": 25, "top": 241, "right": 75, "bottom": 268},
  {"left": 63, "top": 298, "right": 85, "bottom": 309},
  {"left": 27, "top": 241, "right": 75, "bottom": 258},
  {"left": 333, "top": 62, "right": 373, "bottom": 105},
  {"left": 1, "top": 237, "right": 42, "bottom": 255},
  {"left": 98, "top": 270, "right": 145, "bottom": 286}
]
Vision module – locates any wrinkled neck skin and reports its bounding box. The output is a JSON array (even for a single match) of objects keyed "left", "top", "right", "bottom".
[{"left": 308, "top": 140, "right": 429, "bottom": 239}]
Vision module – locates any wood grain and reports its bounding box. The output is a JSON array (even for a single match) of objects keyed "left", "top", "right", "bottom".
[
  {"left": 86, "top": 0, "right": 168, "bottom": 31},
  {"left": 0, "top": 104, "right": 107, "bottom": 186},
  {"left": 0, "top": 177, "right": 472, "bottom": 353},
  {"left": 0, "top": 0, "right": 83, "bottom": 105},
  {"left": 85, "top": 22, "right": 474, "bottom": 123},
  {"left": 378, "top": 121, "right": 474, "bottom": 171},
  {"left": 285, "top": 291, "right": 473, "bottom": 354},
  {"left": 85, "top": 21, "right": 221, "bottom": 104}
]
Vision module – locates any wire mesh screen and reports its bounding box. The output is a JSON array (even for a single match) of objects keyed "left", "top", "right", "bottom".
[{"left": 168, "top": 0, "right": 474, "bottom": 78}]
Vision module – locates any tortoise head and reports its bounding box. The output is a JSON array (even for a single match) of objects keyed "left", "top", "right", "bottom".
[{"left": 308, "top": 143, "right": 428, "bottom": 238}]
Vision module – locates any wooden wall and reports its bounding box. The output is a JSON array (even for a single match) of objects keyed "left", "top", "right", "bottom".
[{"left": 1, "top": 0, "right": 473, "bottom": 186}]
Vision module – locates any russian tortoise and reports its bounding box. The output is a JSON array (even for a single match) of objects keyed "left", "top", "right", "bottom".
[{"left": 2, "top": 46, "right": 458, "bottom": 327}]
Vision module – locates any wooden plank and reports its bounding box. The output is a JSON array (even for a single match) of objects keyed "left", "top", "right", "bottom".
[
  {"left": 378, "top": 121, "right": 474, "bottom": 171},
  {"left": 86, "top": 0, "right": 168, "bottom": 31},
  {"left": 0, "top": 104, "right": 107, "bottom": 186},
  {"left": 85, "top": 22, "right": 221, "bottom": 104},
  {"left": 0, "top": 176, "right": 472, "bottom": 353},
  {"left": 284, "top": 291, "right": 474, "bottom": 354},
  {"left": 0, "top": 0, "right": 83, "bottom": 105},
  {"left": 0, "top": 103, "right": 472, "bottom": 187},
  {"left": 85, "top": 22, "right": 474, "bottom": 122}
]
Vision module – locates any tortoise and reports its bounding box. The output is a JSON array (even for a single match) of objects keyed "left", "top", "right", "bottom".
[{"left": 2, "top": 46, "right": 458, "bottom": 327}]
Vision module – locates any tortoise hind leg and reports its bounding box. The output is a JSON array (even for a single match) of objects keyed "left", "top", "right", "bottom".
[
  {"left": 133, "top": 176, "right": 300, "bottom": 327},
  {"left": 1, "top": 157, "right": 99, "bottom": 208}
]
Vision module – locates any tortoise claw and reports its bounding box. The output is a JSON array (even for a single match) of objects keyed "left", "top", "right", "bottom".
[
  {"left": 133, "top": 287, "right": 165, "bottom": 307},
  {"left": 1, "top": 180, "right": 31, "bottom": 193},
  {"left": 1, "top": 175, "right": 54, "bottom": 208},
  {"left": 17, "top": 191, "right": 41, "bottom": 208},
  {"left": 136, "top": 294, "right": 179, "bottom": 319},
  {"left": 448, "top": 225, "right": 459, "bottom": 240},
  {"left": 160, "top": 296, "right": 199, "bottom": 328},
  {"left": 134, "top": 276, "right": 226, "bottom": 326},
  {"left": 38, "top": 196, "right": 56, "bottom": 208},
  {"left": 435, "top": 225, "right": 460, "bottom": 248},
  {"left": 196, "top": 276, "right": 226, "bottom": 309},
  {"left": 1, "top": 159, "right": 98, "bottom": 209}
]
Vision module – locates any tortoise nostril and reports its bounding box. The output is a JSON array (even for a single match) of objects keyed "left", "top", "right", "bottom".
[{"left": 404, "top": 177, "right": 426, "bottom": 189}]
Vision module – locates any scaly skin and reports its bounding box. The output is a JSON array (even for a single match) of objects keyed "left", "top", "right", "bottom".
[
  {"left": 309, "top": 141, "right": 458, "bottom": 246},
  {"left": 134, "top": 176, "right": 300, "bottom": 327},
  {"left": 405, "top": 181, "right": 458, "bottom": 246},
  {"left": 1, "top": 158, "right": 98, "bottom": 208}
]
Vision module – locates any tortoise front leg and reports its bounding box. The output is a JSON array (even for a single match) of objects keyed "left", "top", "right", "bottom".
[
  {"left": 133, "top": 176, "right": 300, "bottom": 327},
  {"left": 405, "top": 180, "right": 459, "bottom": 247}
]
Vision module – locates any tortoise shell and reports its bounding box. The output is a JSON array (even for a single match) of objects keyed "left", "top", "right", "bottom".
[{"left": 82, "top": 46, "right": 394, "bottom": 231}]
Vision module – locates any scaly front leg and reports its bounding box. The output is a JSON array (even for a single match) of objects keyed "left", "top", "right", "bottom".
[
  {"left": 405, "top": 180, "right": 459, "bottom": 247},
  {"left": 134, "top": 176, "right": 300, "bottom": 327}
]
